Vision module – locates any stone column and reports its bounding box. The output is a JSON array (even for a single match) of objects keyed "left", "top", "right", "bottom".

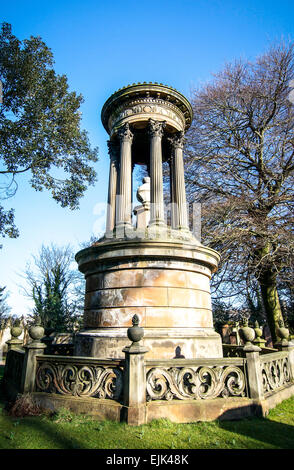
[
  {"left": 116, "top": 123, "right": 133, "bottom": 229},
  {"left": 170, "top": 132, "right": 189, "bottom": 231},
  {"left": 149, "top": 119, "right": 166, "bottom": 226},
  {"left": 168, "top": 155, "right": 176, "bottom": 229},
  {"left": 106, "top": 140, "right": 119, "bottom": 234}
]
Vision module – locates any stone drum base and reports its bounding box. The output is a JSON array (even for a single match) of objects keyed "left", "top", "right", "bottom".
[
  {"left": 74, "top": 235, "right": 222, "bottom": 360},
  {"left": 74, "top": 327, "right": 222, "bottom": 359}
]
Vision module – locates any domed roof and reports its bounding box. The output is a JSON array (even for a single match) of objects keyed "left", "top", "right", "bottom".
[{"left": 101, "top": 82, "right": 193, "bottom": 134}]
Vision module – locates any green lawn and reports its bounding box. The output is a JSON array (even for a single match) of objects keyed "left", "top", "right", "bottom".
[{"left": 1, "top": 364, "right": 294, "bottom": 449}]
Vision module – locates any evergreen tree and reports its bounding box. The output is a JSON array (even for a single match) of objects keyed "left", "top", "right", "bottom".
[
  {"left": 25, "top": 244, "right": 84, "bottom": 332},
  {"left": 0, "top": 23, "right": 98, "bottom": 243}
]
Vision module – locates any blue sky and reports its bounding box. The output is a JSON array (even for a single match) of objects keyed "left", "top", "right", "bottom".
[{"left": 1, "top": 0, "right": 294, "bottom": 315}]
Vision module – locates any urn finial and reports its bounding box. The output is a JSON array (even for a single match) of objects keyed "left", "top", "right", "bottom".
[
  {"left": 29, "top": 316, "right": 45, "bottom": 343},
  {"left": 127, "top": 314, "right": 144, "bottom": 345}
]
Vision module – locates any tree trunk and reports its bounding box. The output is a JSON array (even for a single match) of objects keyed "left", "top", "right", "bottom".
[{"left": 258, "top": 270, "right": 283, "bottom": 344}]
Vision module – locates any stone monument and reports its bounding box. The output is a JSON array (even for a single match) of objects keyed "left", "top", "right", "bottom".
[
  {"left": 133, "top": 177, "right": 151, "bottom": 230},
  {"left": 74, "top": 82, "right": 222, "bottom": 360}
]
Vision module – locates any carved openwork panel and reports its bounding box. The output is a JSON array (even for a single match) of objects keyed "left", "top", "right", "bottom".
[
  {"left": 146, "top": 364, "right": 247, "bottom": 401},
  {"left": 36, "top": 358, "right": 123, "bottom": 401},
  {"left": 261, "top": 353, "right": 292, "bottom": 396}
]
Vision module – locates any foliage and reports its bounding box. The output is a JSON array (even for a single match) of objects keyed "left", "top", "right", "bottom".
[
  {"left": 24, "top": 243, "right": 84, "bottom": 332},
  {"left": 8, "top": 394, "right": 47, "bottom": 418},
  {"left": 0, "top": 23, "right": 98, "bottom": 242},
  {"left": 0, "top": 286, "right": 11, "bottom": 328},
  {"left": 185, "top": 40, "right": 294, "bottom": 343},
  {"left": 212, "top": 301, "right": 248, "bottom": 333}
]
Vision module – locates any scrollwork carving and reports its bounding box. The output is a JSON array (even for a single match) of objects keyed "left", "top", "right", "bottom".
[
  {"left": 146, "top": 365, "right": 246, "bottom": 401},
  {"left": 261, "top": 356, "right": 291, "bottom": 396},
  {"left": 36, "top": 361, "right": 123, "bottom": 400}
]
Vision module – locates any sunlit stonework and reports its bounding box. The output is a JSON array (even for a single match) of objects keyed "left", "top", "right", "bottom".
[{"left": 74, "top": 83, "right": 222, "bottom": 360}]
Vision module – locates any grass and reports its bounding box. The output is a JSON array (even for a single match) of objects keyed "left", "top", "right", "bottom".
[{"left": 1, "top": 364, "right": 294, "bottom": 449}]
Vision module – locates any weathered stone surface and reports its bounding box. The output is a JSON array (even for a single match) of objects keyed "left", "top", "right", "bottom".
[
  {"left": 33, "top": 393, "right": 123, "bottom": 421},
  {"left": 144, "top": 307, "right": 213, "bottom": 328},
  {"left": 75, "top": 326, "right": 222, "bottom": 359},
  {"left": 146, "top": 398, "right": 263, "bottom": 423},
  {"left": 75, "top": 237, "right": 222, "bottom": 359},
  {"left": 75, "top": 84, "right": 221, "bottom": 361}
]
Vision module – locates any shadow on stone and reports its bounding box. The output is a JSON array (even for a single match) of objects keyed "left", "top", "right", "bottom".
[{"left": 173, "top": 346, "right": 185, "bottom": 359}]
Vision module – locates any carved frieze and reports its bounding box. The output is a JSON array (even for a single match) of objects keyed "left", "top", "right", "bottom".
[{"left": 108, "top": 98, "right": 186, "bottom": 135}]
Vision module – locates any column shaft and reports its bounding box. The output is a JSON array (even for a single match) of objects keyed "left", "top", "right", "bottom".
[
  {"left": 106, "top": 141, "right": 119, "bottom": 233},
  {"left": 171, "top": 132, "right": 189, "bottom": 231},
  {"left": 169, "top": 155, "right": 177, "bottom": 229},
  {"left": 149, "top": 119, "right": 166, "bottom": 226},
  {"left": 116, "top": 123, "right": 133, "bottom": 227}
]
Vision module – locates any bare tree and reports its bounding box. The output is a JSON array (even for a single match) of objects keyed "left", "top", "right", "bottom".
[{"left": 185, "top": 41, "right": 294, "bottom": 343}]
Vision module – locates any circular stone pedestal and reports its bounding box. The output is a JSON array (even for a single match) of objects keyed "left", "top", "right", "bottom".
[{"left": 74, "top": 235, "right": 222, "bottom": 359}]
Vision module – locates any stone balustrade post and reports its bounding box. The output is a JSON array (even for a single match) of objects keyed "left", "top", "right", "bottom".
[
  {"left": 21, "top": 342, "right": 46, "bottom": 393},
  {"left": 6, "top": 337, "right": 23, "bottom": 352},
  {"left": 277, "top": 342, "right": 294, "bottom": 380},
  {"left": 6, "top": 321, "right": 23, "bottom": 351},
  {"left": 286, "top": 344, "right": 294, "bottom": 380},
  {"left": 245, "top": 347, "right": 264, "bottom": 400},
  {"left": 20, "top": 320, "right": 46, "bottom": 393},
  {"left": 253, "top": 321, "right": 266, "bottom": 349},
  {"left": 239, "top": 320, "right": 264, "bottom": 400},
  {"left": 122, "top": 315, "right": 148, "bottom": 425}
]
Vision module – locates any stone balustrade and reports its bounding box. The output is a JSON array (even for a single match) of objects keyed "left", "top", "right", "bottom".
[{"left": 2, "top": 316, "right": 294, "bottom": 425}]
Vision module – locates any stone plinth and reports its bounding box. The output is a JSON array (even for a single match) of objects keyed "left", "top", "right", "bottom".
[{"left": 74, "top": 233, "right": 222, "bottom": 360}]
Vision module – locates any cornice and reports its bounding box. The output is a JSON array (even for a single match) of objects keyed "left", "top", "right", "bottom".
[{"left": 101, "top": 82, "right": 193, "bottom": 134}]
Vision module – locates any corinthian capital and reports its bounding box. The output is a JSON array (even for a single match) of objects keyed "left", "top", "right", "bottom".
[
  {"left": 169, "top": 131, "right": 185, "bottom": 150},
  {"left": 107, "top": 140, "right": 120, "bottom": 162},
  {"left": 117, "top": 122, "right": 133, "bottom": 142},
  {"left": 148, "top": 119, "right": 166, "bottom": 138}
]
